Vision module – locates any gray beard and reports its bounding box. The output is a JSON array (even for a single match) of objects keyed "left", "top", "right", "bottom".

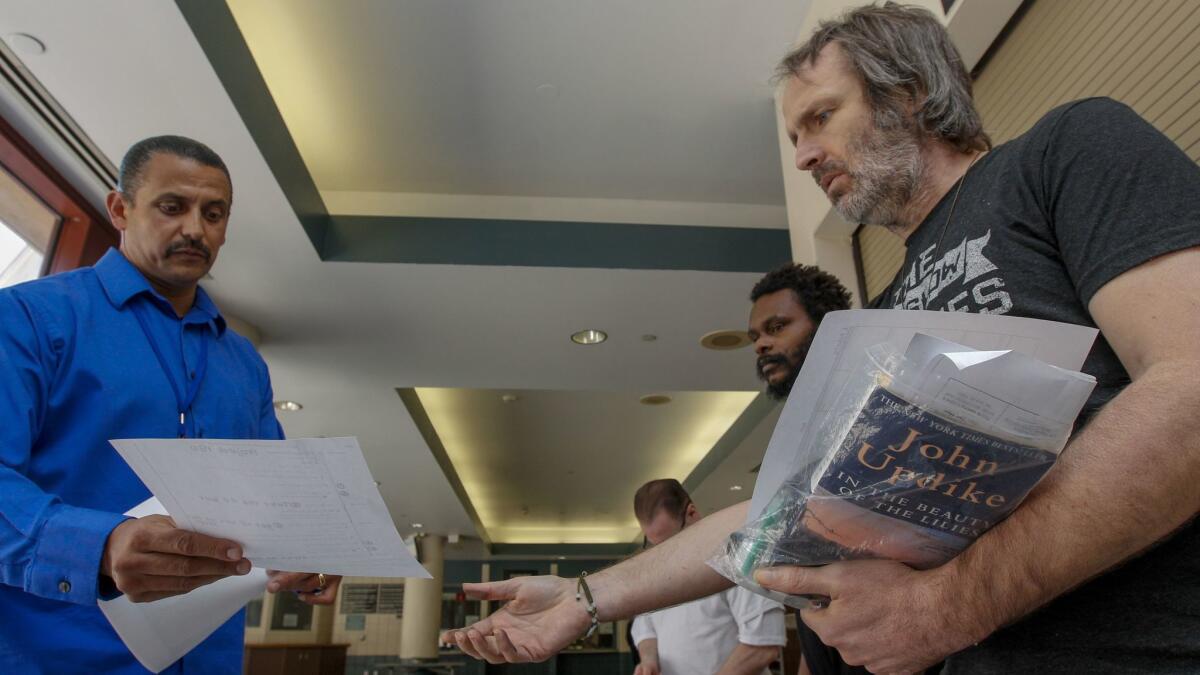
[{"left": 833, "top": 124, "right": 926, "bottom": 228}]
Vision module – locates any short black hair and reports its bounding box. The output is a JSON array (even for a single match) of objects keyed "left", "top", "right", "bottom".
[
  {"left": 750, "top": 263, "right": 852, "bottom": 323},
  {"left": 118, "top": 135, "right": 231, "bottom": 203}
]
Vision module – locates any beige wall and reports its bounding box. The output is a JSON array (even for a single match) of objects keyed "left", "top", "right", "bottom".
[{"left": 330, "top": 576, "right": 407, "bottom": 658}]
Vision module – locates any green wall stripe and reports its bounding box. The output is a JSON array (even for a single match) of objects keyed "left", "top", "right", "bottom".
[
  {"left": 327, "top": 215, "right": 791, "bottom": 272},
  {"left": 175, "top": 0, "right": 331, "bottom": 250}
]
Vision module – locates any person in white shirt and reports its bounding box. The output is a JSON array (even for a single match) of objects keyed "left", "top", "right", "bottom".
[{"left": 631, "top": 479, "right": 785, "bottom": 675}]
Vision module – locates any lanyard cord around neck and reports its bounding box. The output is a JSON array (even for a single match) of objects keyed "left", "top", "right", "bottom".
[{"left": 132, "top": 304, "right": 210, "bottom": 438}]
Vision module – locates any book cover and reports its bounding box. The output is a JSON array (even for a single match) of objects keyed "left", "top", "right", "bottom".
[{"left": 800, "top": 386, "right": 1058, "bottom": 569}]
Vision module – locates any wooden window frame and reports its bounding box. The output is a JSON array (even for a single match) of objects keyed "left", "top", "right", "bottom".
[{"left": 0, "top": 112, "right": 116, "bottom": 275}]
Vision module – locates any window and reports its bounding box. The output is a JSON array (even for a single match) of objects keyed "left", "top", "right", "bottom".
[
  {"left": 0, "top": 113, "right": 116, "bottom": 279},
  {"left": 0, "top": 162, "right": 58, "bottom": 288}
]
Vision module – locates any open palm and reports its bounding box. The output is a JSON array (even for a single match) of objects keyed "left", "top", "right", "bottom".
[{"left": 442, "top": 575, "right": 590, "bottom": 663}]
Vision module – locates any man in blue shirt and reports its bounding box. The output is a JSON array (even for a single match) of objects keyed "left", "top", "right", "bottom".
[{"left": 0, "top": 136, "right": 341, "bottom": 673}]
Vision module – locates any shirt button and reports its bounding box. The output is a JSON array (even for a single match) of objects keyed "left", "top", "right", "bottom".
[{"left": 58, "top": 580, "right": 71, "bottom": 594}]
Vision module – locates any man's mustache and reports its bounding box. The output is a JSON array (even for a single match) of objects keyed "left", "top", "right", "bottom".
[
  {"left": 812, "top": 160, "right": 850, "bottom": 189},
  {"left": 756, "top": 354, "right": 788, "bottom": 377},
  {"left": 165, "top": 240, "right": 211, "bottom": 260}
]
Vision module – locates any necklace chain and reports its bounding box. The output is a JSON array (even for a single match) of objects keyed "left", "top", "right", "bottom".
[{"left": 931, "top": 151, "right": 984, "bottom": 258}]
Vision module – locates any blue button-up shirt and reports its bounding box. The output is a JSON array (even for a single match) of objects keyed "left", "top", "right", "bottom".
[{"left": 0, "top": 249, "right": 284, "bottom": 674}]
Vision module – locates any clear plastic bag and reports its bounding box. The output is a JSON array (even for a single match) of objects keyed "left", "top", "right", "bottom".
[{"left": 710, "top": 334, "right": 1096, "bottom": 608}]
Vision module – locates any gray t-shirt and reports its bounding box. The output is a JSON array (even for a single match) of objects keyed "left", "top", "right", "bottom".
[{"left": 873, "top": 97, "right": 1200, "bottom": 673}]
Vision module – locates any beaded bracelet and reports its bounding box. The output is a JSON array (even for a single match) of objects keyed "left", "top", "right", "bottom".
[{"left": 575, "top": 572, "right": 600, "bottom": 638}]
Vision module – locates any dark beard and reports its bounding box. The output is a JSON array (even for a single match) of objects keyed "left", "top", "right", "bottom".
[{"left": 757, "top": 339, "right": 812, "bottom": 401}]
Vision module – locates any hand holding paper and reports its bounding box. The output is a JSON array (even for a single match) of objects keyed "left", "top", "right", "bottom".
[
  {"left": 99, "top": 498, "right": 270, "bottom": 673},
  {"left": 101, "top": 514, "right": 252, "bottom": 603},
  {"left": 108, "top": 436, "right": 429, "bottom": 578},
  {"left": 102, "top": 436, "right": 427, "bottom": 672},
  {"left": 265, "top": 569, "right": 343, "bottom": 605}
]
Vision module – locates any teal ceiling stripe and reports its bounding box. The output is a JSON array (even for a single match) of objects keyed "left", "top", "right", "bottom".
[
  {"left": 327, "top": 215, "right": 791, "bottom": 272},
  {"left": 175, "top": 0, "right": 331, "bottom": 251}
]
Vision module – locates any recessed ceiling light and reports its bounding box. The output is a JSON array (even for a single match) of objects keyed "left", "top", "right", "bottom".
[
  {"left": 412, "top": 523, "right": 424, "bottom": 529},
  {"left": 639, "top": 394, "right": 672, "bottom": 406},
  {"left": 730, "top": 485, "right": 743, "bottom": 491},
  {"left": 5, "top": 33, "right": 46, "bottom": 56},
  {"left": 557, "top": 556, "right": 567, "bottom": 560},
  {"left": 273, "top": 400, "right": 302, "bottom": 412},
  {"left": 700, "top": 330, "right": 751, "bottom": 350},
  {"left": 571, "top": 329, "right": 607, "bottom": 345},
  {"left": 501, "top": 394, "right": 520, "bottom": 403}
]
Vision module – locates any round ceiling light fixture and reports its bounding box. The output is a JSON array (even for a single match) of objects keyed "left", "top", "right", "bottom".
[
  {"left": 730, "top": 485, "right": 743, "bottom": 491},
  {"left": 700, "top": 329, "right": 751, "bottom": 351},
  {"left": 571, "top": 329, "right": 608, "bottom": 345},
  {"left": 273, "top": 400, "right": 303, "bottom": 412},
  {"left": 639, "top": 394, "right": 672, "bottom": 406},
  {"left": 5, "top": 33, "right": 46, "bottom": 56}
]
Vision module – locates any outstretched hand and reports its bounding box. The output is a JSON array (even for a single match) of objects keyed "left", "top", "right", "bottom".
[{"left": 441, "top": 575, "right": 591, "bottom": 664}]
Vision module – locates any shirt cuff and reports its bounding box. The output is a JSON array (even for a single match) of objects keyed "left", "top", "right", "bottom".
[{"left": 27, "top": 504, "right": 129, "bottom": 605}]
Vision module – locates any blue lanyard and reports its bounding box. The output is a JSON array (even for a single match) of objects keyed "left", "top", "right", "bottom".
[{"left": 132, "top": 304, "right": 210, "bottom": 438}]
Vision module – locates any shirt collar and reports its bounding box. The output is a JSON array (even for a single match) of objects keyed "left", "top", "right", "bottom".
[{"left": 94, "top": 248, "right": 227, "bottom": 336}]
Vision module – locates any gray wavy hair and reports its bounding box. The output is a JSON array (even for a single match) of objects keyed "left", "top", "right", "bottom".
[{"left": 776, "top": 2, "right": 991, "bottom": 153}]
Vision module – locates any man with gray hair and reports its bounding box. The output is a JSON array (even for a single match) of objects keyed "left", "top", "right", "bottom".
[{"left": 445, "top": 4, "right": 1200, "bottom": 673}]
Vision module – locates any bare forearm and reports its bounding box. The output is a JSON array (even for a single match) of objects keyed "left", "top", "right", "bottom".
[
  {"left": 944, "top": 361, "right": 1200, "bottom": 636},
  {"left": 590, "top": 501, "right": 746, "bottom": 621},
  {"left": 715, "top": 643, "right": 779, "bottom": 675},
  {"left": 637, "top": 638, "right": 658, "bottom": 665}
]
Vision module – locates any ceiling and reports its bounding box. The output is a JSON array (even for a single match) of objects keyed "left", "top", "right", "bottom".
[
  {"left": 226, "top": 0, "right": 806, "bottom": 208},
  {"left": 0, "top": 0, "right": 811, "bottom": 556},
  {"left": 412, "top": 388, "right": 758, "bottom": 544}
]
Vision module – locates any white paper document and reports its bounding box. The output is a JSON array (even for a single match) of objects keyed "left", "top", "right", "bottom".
[
  {"left": 892, "top": 333, "right": 1097, "bottom": 447},
  {"left": 99, "top": 497, "right": 268, "bottom": 674},
  {"left": 109, "top": 436, "right": 430, "bottom": 578},
  {"left": 749, "top": 310, "right": 1099, "bottom": 520}
]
